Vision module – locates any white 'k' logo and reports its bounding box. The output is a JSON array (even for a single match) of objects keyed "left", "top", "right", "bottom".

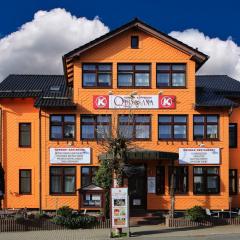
[
  {"left": 161, "top": 97, "right": 173, "bottom": 107},
  {"left": 95, "top": 96, "right": 107, "bottom": 108}
]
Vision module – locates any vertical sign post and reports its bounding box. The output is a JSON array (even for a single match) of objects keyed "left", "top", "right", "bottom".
[{"left": 111, "top": 187, "right": 129, "bottom": 237}]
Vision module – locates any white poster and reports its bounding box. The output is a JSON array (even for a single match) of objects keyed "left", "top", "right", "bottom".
[
  {"left": 110, "top": 95, "right": 159, "bottom": 109},
  {"left": 147, "top": 177, "right": 156, "bottom": 193},
  {"left": 179, "top": 148, "right": 220, "bottom": 164},
  {"left": 50, "top": 148, "right": 91, "bottom": 164},
  {"left": 111, "top": 188, "right": 129, "bottom": 229}
]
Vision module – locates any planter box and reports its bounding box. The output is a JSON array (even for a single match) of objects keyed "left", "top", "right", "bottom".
[{"left": 166, "top": 217, "right": 240, "bottom": 228}]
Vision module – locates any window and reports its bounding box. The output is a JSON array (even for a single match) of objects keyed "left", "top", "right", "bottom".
[
  {"left": 169, "top": 167, "right": 188, "bottom": 194},
  {"left": 118, "top": 64, "right": 151, "bottom": 87},
  {"left": 50, "top": 167, "right": 76, "bottom": 194},
  {"left": 81, "top": 115, "right": 111, "bottom": 140},
  {"left": 131, "top": 36, "right": 139, "bottom": 49},
  {"left": 19, "top": 123, "right": 31, "bottom": 147},
  {"left": 81, "top": 166, "right": 98, "bottom": 187},
  {"left": 229, "top": 169, "right": 238, "bottom": 195},
  {"left": 118, "top": 115, "right": 151, "bottom": 140},
  {"left": 158, "top": 115, "right": 187, "bottom": 140},
  {"left": 156, "top": 166, "right": 165, "bottom": 194},
  {"left": 82, "top": 63, "right": 112, "bottom": 87},
  {"left": 193, "top": 167, "right": 220, "bottom": 194},
  {"left": 19, "top": 170, "right": 31, "bottom": 194},
  {"left": 229, "top": 123, "right": 237, "bottom": 148},
  {"left": 50, "top": 115, "right": 75, "bottom": 140},
  {"left": 157, "top": 64, "right": 186, "bottom": 87},
  {"left": 193, "top": 115, "right": 219, "bottom": 140}
]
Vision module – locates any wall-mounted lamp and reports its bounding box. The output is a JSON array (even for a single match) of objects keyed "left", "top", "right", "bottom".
[
  {"left": 199, "top": 143, "right": 205, "bottom": 148},
  {"left": 108, "top": 91, "right": 113, "bottom": 95},
  {"left": 158, "top": 91, "right": 163, "bottom": 95},
  {"left": 130, "top": 91, "right": 137, "bottom": 98}
]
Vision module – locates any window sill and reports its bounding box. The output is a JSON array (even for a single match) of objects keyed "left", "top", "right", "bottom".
[
  {"left": 50, "top": 193, "right": 77, "bottom": 196},
  {"left": 156, "top": 86, "right": 187, "bottom": 89},
  {"left": 50, "top": 139, "right": 76, "bottom": 142}
]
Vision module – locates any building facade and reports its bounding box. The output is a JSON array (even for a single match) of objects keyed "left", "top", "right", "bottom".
[{"left": 0, "top": 19, "right": 239, "bottom": 212}]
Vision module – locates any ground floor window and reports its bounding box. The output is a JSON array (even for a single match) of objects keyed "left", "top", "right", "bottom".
[
  {"left": 81, "top": 166, "right": 98, "bottom": 187},
  {"left": 193, "top": 167, "right": 220, "bottom": 194},
  {"left": 168, "top": 166, "right": 188, "bottom": 194},
  {"left": 19, "top": 169, "right": 31, "bottom": 194},
  {"left": 156, "top": 166, "right": 165, "bottom": 194},
  {"left": 50, "top": 167, "right": 76, "bottom": 194},
  {"left": 229, "top": 169, "right": 238, "bottom": 195}
]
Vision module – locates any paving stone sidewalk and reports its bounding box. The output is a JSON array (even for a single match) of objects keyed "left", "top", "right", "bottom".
[{"left": 1, "top": 225, "right": 240, "bottom": 240}]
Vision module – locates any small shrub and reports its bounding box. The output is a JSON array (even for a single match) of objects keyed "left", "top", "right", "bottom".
[
  {"left": 14, "top": 214, "right": 25, "bottom": 224},
  {"left": 56, "top": 206, "right": 73, "bottom": 218},
  {"left": 185, "top": 206, "right": 207, "bottom": 221},
  {"left": 52, "top": 215, "right": 97, "bottom": 229}
]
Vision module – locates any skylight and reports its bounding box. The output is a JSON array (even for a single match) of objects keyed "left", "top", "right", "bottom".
[{"left": 50, "top": 86, "right": 60, "bottom": 91}]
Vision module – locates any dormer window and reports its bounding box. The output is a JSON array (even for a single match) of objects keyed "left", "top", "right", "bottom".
[{"left": 131, "top": 36, "right": 139, "bottom": 49}]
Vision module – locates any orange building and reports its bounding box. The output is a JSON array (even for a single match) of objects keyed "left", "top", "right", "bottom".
[{"left": 0, "top": 18, "right": 239, "bottom": 212}]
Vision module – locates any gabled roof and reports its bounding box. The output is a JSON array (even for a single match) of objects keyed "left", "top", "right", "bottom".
[
  {"left": 0, "top": 74, "right": 76, "bottom": 109},
  {"left": 63, "top": 18, "right": 209, "bottom": 83},
  {"left": 196, "top": 75, "right": 240, "bottom": 108}
]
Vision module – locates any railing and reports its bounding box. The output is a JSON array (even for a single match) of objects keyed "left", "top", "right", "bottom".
[
  {"left": 0, "top": 218, "right": 110, "bottom": 232},
  {"left": 166, "top": 217, "right": 240, "bottom": 228}
]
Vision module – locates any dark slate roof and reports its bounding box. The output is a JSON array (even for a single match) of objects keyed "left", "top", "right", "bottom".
[
  {"left": 196, "top": 75, "right": 240, "bottom": 108},
  {"left": 0, "top": 74, "right": 240, "bottom": 109},
  {"left": 0, "top": 75, "right": 76, "bottom": 108}
]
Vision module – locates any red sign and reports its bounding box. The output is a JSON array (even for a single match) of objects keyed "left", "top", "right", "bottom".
[
  {"left": 93, "top": 95, "right": 109, "bottom": 109},
  {"left": 159, "top": 95, "right": 176, "bottom": 109},
  {"left": 93, "top": 95, "right": 176, "bottom": 109}
]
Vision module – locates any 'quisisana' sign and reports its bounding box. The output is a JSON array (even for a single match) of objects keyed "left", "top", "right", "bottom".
[
  {"left": 93, "top": 95, "right": 176, "bottom": 109},
  {"left": 50, "top": 148, "right": 91, "bottom": 164},
  {"left": 179, "top": 148, "right": 220, "bottom": 165}
]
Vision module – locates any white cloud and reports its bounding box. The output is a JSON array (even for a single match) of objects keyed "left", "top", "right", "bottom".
[
  {"left": 169, "top": 29, "right": 240, "bottom": 80},
  {"left": 1, "top": 11, "right": 240, "bottom": 82},
  {"left": 0, "top": 8, "right": 109, "bottom": 81}
]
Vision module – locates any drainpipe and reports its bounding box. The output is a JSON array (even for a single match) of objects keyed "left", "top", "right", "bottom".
[
  {"left": 0, "top": 108, "right": 3, "bottom": 209},
  {"left": 39, "top": 108, "right": 42, "bottom": 213}
]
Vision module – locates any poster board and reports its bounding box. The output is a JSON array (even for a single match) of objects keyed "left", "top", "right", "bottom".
[{"left": 111, "top": 188, "right": 129, "bottom": 229}]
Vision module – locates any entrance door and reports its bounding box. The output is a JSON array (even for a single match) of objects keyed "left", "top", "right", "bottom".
[{"left": 128, "top": 165, "right": 147, "bottom": 210}]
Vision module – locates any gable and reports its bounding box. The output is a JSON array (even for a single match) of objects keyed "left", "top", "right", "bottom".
[{"left": 63, "top": 18, "right": 208, "bottom": 83}]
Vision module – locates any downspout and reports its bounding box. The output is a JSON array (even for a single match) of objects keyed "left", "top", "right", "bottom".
[
  {"left": 39, "top": 108, "right": 42, "bottom": 213},
  {"left": 0, "top": 108, "right": 3, "bottom": 209}
]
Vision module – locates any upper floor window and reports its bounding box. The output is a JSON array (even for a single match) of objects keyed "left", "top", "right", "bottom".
[
  {"left": 117, "top": 64, "right": 151, "bottom": 88},
  {"left": 118, "top": 115, "right": 151, "bottom": 140},
  {"left": 82, "top": 63, "right": 112, "bottom": 88},
  {"left": 81, "top": 115, "right": 111, "bottom": 140},
  {"left": 158, "top": 115, "right": 187, "bottom": 140},
  {"left": 193, "top": 167, "right": 220, "bottom": 194},
  {"left": 50, "top": 166, "right": 76, "bottom": 195},
  {"left": 19, "top": 169, "right": 31, "bottom": 194},
  {"left": 193, "top": 115, "right": 219, "bottom": 140},
  {"left": 50, "top": 115, "right": 75, "bottom": 140},
  {"left": 229, "top": 123, "right": 237, "bottom": 148},
  {"left": 157, "top": 63, "right": 186, "bottom": 88},
  {"left": 131, "top": 36, "right": 139, "bottom": 49},
  {"left": 19, "top": 123, "right": 31, "bottom": 147},
  {"left": 168, "top": 166, "right": 188, "bottom": 194}
]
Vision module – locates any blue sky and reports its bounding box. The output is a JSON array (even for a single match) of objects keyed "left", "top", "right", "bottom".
[
  {"left": 0, "top": 0, "right": 240, "bottom": 81},
  {"left": 1, "top": 0, "right": 239, "bottom": 43}
]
